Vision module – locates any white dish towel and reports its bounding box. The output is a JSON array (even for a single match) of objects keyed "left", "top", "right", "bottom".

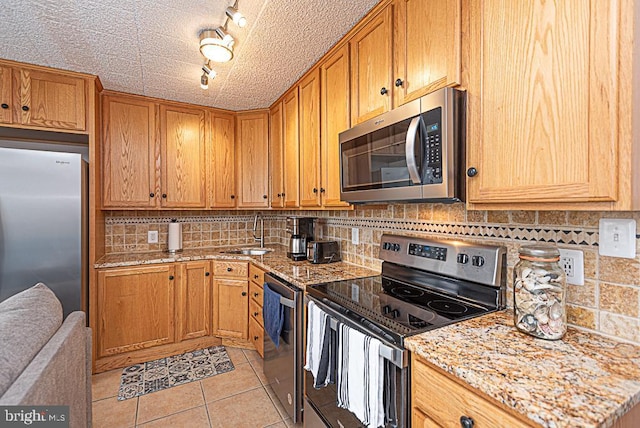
[
  {"left": 304, "top": 301, "right": 332, "bottom": 388},
  {"left": 337, "top": 323, "right": 385, "bottom": 428}
]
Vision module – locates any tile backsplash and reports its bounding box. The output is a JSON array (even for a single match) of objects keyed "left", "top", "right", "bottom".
[{"left": 104, "top": 204, "right": 640, "bottom": 345}]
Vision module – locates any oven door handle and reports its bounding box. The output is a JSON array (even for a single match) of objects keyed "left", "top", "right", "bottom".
[
  {"left": 405, "top": 116, "right": 423, "bottom": 184},
  {"left": 279, "top": 295, "right": 295, "bottom": 308}
]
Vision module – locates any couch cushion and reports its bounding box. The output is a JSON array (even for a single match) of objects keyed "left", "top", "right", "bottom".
[{"left": 0, "top": 283, "right": 62, "bottom": 397}]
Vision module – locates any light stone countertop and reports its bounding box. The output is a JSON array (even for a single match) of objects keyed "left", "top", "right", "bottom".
[
  {"left": 94, "top": 245, "right": 379, "bottom": 289},
  {"left": 405, "top": 311, "right": 640, "bottom": 428}
]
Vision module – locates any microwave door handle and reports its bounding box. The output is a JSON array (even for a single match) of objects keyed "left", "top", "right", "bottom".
[{"left": 405, "top": 116, "right": 422, "bottom": 184}]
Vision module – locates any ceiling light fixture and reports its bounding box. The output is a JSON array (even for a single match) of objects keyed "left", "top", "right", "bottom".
[
  {"left": 197, "top": 1, "right": 246, "bottom": 87},
  {"left": 225, "top": 6, "right": 247, "bottom": 28}
]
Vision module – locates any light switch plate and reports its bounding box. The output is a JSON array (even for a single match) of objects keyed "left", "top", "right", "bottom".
[
  {"left": 598, "top": 219, "right": 636, "bottom": 259},
  {"left": 148, "top": 230, "right": 159, "bottom": 244}
]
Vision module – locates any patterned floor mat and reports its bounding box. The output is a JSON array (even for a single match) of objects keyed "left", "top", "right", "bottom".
[{"left": 117, "top": 345, "right": 235, "bottom": 400}]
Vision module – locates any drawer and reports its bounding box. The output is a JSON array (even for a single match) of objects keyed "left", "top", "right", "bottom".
[
  {"left": 249, "top": 316, "right": 264, "bottom": 358},
  {"left": 249, "top": 263, "right": 266, "bottom": 286},
  {"left": 213, "top": 260, "right": 249, "bottom": 278},
  {"left": 249, "top": 298, "right": 263, "bottom": 327},
  {"left": 412, "top": 354, "right": 533, "bottom": 428},
  {"left": 249, "top": 281, "right": 263, "bottom": 305}
]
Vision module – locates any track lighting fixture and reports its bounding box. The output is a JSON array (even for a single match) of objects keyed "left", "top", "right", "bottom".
[
  {"left": 225, "top": 6, "right": 246, "bottom": 28},
  {"left": 201, "top": 62, "right": 216, "bottom": 90}
]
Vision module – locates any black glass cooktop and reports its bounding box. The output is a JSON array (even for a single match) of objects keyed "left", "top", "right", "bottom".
[{"left": 306, "top": 275, "right": 491, "bottom": 345}]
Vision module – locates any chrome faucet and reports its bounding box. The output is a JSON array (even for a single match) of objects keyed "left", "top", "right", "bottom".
[{"left": 252, "top": 213, "right": 264, "bottom": 248}]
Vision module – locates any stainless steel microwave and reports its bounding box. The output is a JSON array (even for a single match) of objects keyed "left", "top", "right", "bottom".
[{"left": 339, "top": 87, "right": 465, "bottom": 203}]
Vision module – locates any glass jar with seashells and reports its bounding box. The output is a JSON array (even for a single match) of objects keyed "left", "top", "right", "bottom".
[{"left": 514, "top": 244, "right": 567, "bottom": 340}]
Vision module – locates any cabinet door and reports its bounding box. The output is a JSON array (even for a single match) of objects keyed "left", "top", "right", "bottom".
[
  {"left": 320, "top": 45, "right": 351, "bottom": 208},
  {"left": 249, "top": 316, "right": 264, "bottom": 358},
  {"left": 213, "top": 279, "right": 249, "bottom": 339},
  {"left": 0, "top": 66, "right": 12, "bottom": 124},
  {"left": 210, "top": 111, "right": 237, "bottom": 207},
  {"left": 102, "top": 95, "right": 158, "bottom": 208},
  {"left": 283, "top": 88, "right": 300, "bottom": 208},
  {"left": 467, "top": 0, "right": 619, "bottom": 204},
  {"left": 393, "top": 0, "right": 461, "bottom": 106},
  {"left": 97, "top": 265, "right": 175, "bottom": 357},
  {"left": 177, "top": 261, "right": 212, "bottom": 341},
  {"left": 350, "top": 5, "right": 393, "bottom": 125},
  {"left": 160, "top": 105, "right": 207, "bottom": 208},
  {"left": 236, "top": 111, "right": 270, "bottom": 208},
  {"left": 299, "top": 69, "right": 322, "bottom": 207},
  {"left": 17, "top": 68, "right": 86, "bottom": 131},
  {"left": 269, "top": 102, "right": 285, "bottom": 208}
]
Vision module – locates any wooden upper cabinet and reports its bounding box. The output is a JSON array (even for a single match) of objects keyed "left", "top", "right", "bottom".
[
  {"left": 16, "top": 68, "right": 86, "bottom": 131},
  {"left": 466, "top": 0, "right": 621, "bottom": 206},
  {"left": 102, "top": 95, "right": 158, "bottom": 208},
  {"left": 350, "top": 5, "right": 393, "bottom": 125},
  {"left": 236, "top": 111, "right": 269, "bottom": 208},
  {"left": 160, "top": 105, "right": 207, "bottom": 208},
  {"left": 320, "top": 44, "right": 351, "bottom": 208},
  {"left": 96, "top": 265, "right": 176, "bottom": 357},
  {"left": 269, "top": 102, "right": 285, "bottom": 208},
  {"left": 283, "top": 88, "right": 300, "bottom": 208},
  {"left": 210, "top": 111, "right": 236, "bottom": 208},
  {"left": 0, "top": 66, "right": 12, "bottom": 124},
  {"left": 299, "top": 69, "right": 322, "bottom": 207},
  {"left": 393, "top": 0, "right": 461, "bottom": 106},
  {"left": 177, "top": 261, "right": 212, "bottom": 341}
]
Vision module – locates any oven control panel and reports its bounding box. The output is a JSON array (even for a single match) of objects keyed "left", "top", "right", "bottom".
[{"left": 408, "top": 243, "right": 447, "bottom": 261}]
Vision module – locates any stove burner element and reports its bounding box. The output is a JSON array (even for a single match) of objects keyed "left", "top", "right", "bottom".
[
  {"left": 427, "top": 300, "right": 468, "bottom": 315},
  {"left": 390, "top": 286, "right": 424, "bottom": 298}
]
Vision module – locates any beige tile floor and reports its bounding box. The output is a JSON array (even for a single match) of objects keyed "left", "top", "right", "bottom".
[{"left": 91, "top": 347, "right": 299, "bottom": 428}]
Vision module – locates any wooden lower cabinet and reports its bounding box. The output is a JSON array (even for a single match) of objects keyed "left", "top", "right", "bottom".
[
  {"left": 249, "top": 316, "right": 264, "bottom": 357},
  {"left": 213, "top": 279, "right": 249, "bottom": 339},
  {"left": 249, "top": 263, "right": 266, "bottom": 357},
  {"left": 96, "top": 265, "right": 176, "bottom": 358},
  {"left": 176, "top": 261, "right": 212, "bottom": 341},
  {"left": 411, "top": 354, "right": 534, "bottom": 428}
]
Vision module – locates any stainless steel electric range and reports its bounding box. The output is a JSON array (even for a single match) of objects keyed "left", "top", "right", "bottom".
[{"left": 304, "top": 234, "right": 507, "bottom": 428}]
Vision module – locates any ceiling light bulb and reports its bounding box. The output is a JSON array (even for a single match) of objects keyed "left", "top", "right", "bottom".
[
  {"left": 200, "top": 73, "right": 209, "bottom": 90},
  {"left": 226, "top": 7, "right": 246, "bottom": 28},
  {"left": 200, "top": 30, "right": 233, "bottom": 62}
]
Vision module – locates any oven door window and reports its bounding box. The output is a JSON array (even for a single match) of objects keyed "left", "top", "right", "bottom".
[{"left": 341, "top": 117, "right": 423, "bottom": 192}]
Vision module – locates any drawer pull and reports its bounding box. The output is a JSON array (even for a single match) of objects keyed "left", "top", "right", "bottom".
[
  {"left": 254, "top": 274, "right": 259, "bottom": 279},
  {"left": 254, "top": 292, "right": 259, "bottom": 297},
  {"left": 254, "top": 336, "right": 259, "bottom": 341},
  {"left": 205, "top": 272, "right": 210, "bottom": 276},
  {"left": 1, "top": 103, "right": 8, "bottom": 109},
  {"left": 460, "top": 416, "right": 474, "bottom": 428},
  {"left": 21, "top": 105, "right": 29, "bottom": 111},
  {"left": 227, "top": 267, "right": 233, "bottom": 272},
  {"left": 253, "top": 312, "right": 259, "bottom": 317},
  {"left": 241, "top": 291, "right": 247, "bottom": 296},
  {"left": 467, "top": 167, "right": 478, "bottom": 177}
]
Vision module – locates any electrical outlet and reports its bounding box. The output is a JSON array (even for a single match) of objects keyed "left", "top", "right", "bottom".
[
  {"left": 351, "top": 227, "right": 359, "bottom": 245},
  {"left": 558, "top": 248, "right": 584, "bottom": 286},
  {"left": 148, "top": 230, "right": 159, "bottom": 244}
]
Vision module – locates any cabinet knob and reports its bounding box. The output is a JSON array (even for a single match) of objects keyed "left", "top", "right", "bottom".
[
  {"left": 241, "top": 291, "right": 247, "bottom": 296},
  {"left": 320, "top": 188, "right": 325, "bottom": 193},
  {"left": 281, "top": 192, "right": 285, "bottom": 197},
  {"left": 226, "top": 267, "right": 232, "bottom": 272},
  {"left": 460, "top": 416, "right": 474, "bottom": 428},
  {"left": 263, "top": 195, "right": 267, "bottom": 199},
  {"left": 168, "top": 275, "right": 174, "bottom": 280},
  {"left": 277, "top": 193, "right": 282, "bottom": 198},
  {"left": 230, "top": 194, "right": 235, "bottom": 199},
  {"left": 254, "top": 274, "right": 259, "bottom": 279},
  {"left": 162, "top": 193, "right": 167, "bottom": 198},
  {"left": 254, "top": 336, "right": 259, "bottom": 341},
  {"left": 395, "top": 78, "right": 404, "bottom": 87},
  {"left": 466, "top": 167, "right": 478, "bottom": 177},
  {"left": 254, "top": 292, "right": 259, "bottom": 297},
  {"left": 149, "top": 192, "right": 155, "bottom": 198},
  {"left": 313, "top": 188, "right": 318, "bottom": 194},
  {"left": 380, "top": 87, "right": 388, "bottom": 95},
  {"left": 253, "top": 312, "right": 259, "bottom": 317},
  {"left": 21, "top": 105, "right": 29, "bottom": 111},
  {"left": 205, "top": 272, "right": 210, "bottom": 276},
  {"left": 1, "top": 103, "right": 8, "bottom": 109}
]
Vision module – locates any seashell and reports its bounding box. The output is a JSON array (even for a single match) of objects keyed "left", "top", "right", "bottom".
[
  {"left": 515, "top": 279, "right": 523, "bottom": 291},
  {"left": 549, "top": 302, "right": 563, "bottom": 320},
  {"left": 533, "top": 268, "right": 549, "bottom": 276},
  {"left": 537, "top": 275, "right": 551, "bottom": 283},
  {"left": 523, "top": 279, "right": 537, "bottom": 291},
  {"left": 535, "top": 312, "right": 549, "bottom": 324},
  {"left": 522, "top": 268, "right": 532, "bottom": 278},
  {"left": 548, "top": 318, "right": 563, "bottom": 332},
  {"left": 518, "top": 314, "right": 537, "bottom": 333}
]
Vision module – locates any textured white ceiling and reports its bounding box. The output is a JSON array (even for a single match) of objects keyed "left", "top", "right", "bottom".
[{"left": 0, "top": 0, "right": 379, "bottom": 110}]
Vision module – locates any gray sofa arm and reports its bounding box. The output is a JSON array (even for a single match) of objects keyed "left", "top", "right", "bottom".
[{"left": 1, "top": 312, "right": 92, "bottom": 428}]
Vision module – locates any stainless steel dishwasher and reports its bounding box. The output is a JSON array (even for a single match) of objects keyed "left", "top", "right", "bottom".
[{"left": 263, "top": 273, "right": 303, "bottom": 424}]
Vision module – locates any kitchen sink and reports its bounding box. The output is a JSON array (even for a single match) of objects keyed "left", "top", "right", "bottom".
[{"left": 221, "top": 247, "right": 273, "bottom": 255}]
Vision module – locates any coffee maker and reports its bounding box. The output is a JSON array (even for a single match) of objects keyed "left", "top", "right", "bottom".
[{"left": 286, "top": 217, "right": 315, "bottom": 261}]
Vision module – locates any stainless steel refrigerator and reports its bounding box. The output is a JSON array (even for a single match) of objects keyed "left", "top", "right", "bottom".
[{"left": 0, "top": 146, "right": 87, "bottom": 318}]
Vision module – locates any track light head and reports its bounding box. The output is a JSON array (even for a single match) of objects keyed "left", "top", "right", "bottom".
[{"left": 225, "top": 6, "right": 246, "bottom": 28}]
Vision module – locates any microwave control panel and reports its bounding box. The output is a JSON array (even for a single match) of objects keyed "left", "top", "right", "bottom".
[{"left": 422, "top": 106, "right": 442, "bottom": 184}]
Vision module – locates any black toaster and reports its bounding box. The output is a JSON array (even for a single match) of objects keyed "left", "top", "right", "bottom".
[{"left": 306, "top": 241, "right": 341, "bottom": 264}]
